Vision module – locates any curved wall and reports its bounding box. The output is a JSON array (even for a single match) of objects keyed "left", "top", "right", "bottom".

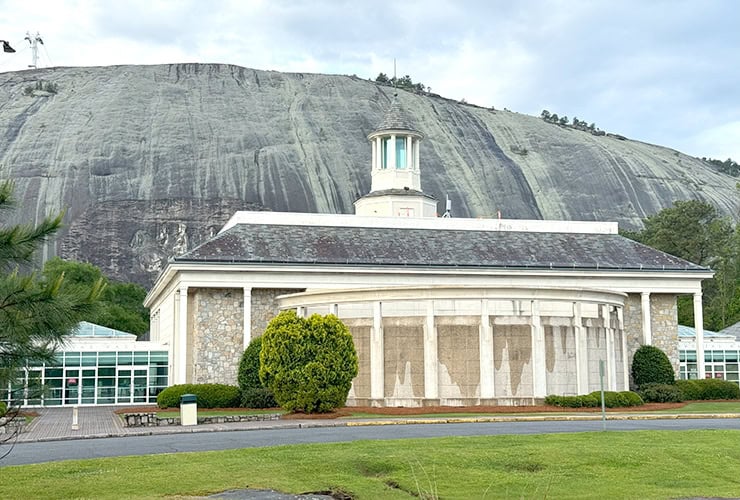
[{"left": 279, "top": 286, "right": 627, "bottom": 407}]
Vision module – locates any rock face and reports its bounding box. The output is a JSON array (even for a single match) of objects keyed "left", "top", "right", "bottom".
[{"left": 0, "top": 63, "right": 737, "bottom": 285}]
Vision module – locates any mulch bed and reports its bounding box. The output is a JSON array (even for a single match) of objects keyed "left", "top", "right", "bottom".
[{"left": 115, "top": 402, "right": 690, "bottom": 419}]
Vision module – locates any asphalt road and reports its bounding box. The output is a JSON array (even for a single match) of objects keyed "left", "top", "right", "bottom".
[{"left": 2, "top": 418, "right": 739, "bottom": 466}]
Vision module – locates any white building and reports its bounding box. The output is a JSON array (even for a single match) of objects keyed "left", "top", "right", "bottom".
[
  {"left": 144, "top": 97, "right": 712, "bottom": 407},
  {"left": 678, "top": 325, "right": 740, "bottom": 386}
]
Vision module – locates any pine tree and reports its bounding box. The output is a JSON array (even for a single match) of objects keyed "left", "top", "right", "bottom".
[{"left": 0, "top": 181, "right": 102, "bottom": 431}]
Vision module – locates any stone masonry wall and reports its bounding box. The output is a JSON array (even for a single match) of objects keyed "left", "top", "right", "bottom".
[
  {"left": 623, "top": 293, "right": 679, "bottom": 383},
  {"left": 250, "top": 288, "right": 304, "bottom": 339},
  {"left": 651, "top": 294, "right": 679, "bottom": 376},
  {"left": 191, "top": 288, "right": 243, "bottom": 385}
]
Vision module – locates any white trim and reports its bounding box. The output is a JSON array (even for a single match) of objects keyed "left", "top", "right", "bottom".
[
  {"left": 641, "top": 292, "right": 652, "bottom": 345},
  {"left": 694, "top": 293, "right": 705, "bottom": 379},
  {"left": 219, "top": 210, "right": 619, "bottom": 235}
]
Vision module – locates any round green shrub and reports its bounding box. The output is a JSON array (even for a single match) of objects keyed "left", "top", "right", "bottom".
[
  {"left": 675, "top": 379, "right": 703, "bottom": 400},
  {"left": 618, "top": 391, "right": 645, "bottom": 407},
  {"left": 238, "top": 336, "right": 277, "bottom": 408},
  {"left": 260, "top": 310, "right": 359, "bottom": 414},
  {"left": 638, "top": 383, "right": 684, "bottom": 403},
  {"left": 677, "top": 379, "right": 740, "bottom": 400},
  {"left": 544, "top": 394, "right": 599, "bottom": 408},
  {"left": 631, "top": 345, "right": 675, "bottom": 388},
  {"left": 156, "top": 384, "right": 240, "bottom": 409}
]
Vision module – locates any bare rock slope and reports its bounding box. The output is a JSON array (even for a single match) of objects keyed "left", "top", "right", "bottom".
[{"left": 0, "top": 63, "right": 737, "bottom": 285}]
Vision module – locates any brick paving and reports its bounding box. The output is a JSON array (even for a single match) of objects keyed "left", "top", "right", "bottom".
[{"left": 17, "top": 406, "right": 341, "bottom": 443}]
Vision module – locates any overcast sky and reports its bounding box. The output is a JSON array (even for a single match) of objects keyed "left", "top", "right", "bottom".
[{"left": 1, "top": 0, "right": 738, "bottom": 162}]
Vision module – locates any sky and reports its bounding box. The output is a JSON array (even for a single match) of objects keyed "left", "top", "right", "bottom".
[{"left": 0, "top": 0, "right": 738, "bottom": 162}]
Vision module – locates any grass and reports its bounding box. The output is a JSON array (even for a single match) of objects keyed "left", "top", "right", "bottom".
[
  {"left": 4, "top": 430, "right": 740, "bottom": 499},
  {"left": 654, "top": 401, "right": 740, "bottom": 413}
]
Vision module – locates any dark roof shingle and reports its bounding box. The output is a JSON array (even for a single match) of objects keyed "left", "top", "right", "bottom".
[{"left": 175, "top": 223, "right": 708, "bottom": 272}]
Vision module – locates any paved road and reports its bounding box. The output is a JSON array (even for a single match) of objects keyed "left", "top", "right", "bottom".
[{"left": 3, "top": 417, "right": 739, "bottom": 466}]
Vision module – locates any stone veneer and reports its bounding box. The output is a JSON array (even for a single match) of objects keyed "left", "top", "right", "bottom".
[
  {"left": 650, "top": 294, "right": 679, "bottom": 376},
  {"left": 250, "top": 288, "right": 304, "bottom": 339},
  {"left": 623, "top": 293, "right": 679, "bottom": 383},
  {"left": 191, "top": 288, "right": 243, "bottom": 384}
]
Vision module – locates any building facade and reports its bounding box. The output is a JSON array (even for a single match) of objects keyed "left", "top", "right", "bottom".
[{"left": 144, "top": 98, "right": 712, "bottom": 407}]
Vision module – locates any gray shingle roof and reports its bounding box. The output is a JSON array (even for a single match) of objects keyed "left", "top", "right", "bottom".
[
  {"left": 373, "top": 95, "right": 419, "bottom": 133},
  {"left": 175, "top": 223, "right": 708, "bottom": 272},
  {"left": 357, "top": 188, "right": 437, "bottom": 200}
]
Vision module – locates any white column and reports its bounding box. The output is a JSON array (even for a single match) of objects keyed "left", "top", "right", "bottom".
[
  {"left": 371, "top": 301, "right": 384, "bottom": 400},
  {"left": 479, "top": 299, "right": 495, "bottom": 399},
  {"left": 619, "top": 307, "right": 629, "bottom": 390},
  {"left": 389, "top": 135, "right": 397, "bottom": 169},
  {"left": 574, "top": 302, "right": 588, "bottom": 394},
  {"left": 531, "top": 300, "right": 547, "bottom": 398},
  {"left": 242, "top": 287, "right": 252, "bottom": 349},
  {"left": 329, "top": 303, "right": 339, "bottom": 316},
  {"left": 694, "top": 293, "right": 705, "bottom": 379},
  {"left": 424, "top": 301, "right": 438, "bottom": 400},
  {"left": 414, "top": 138, "right": 420, "bottom": 170},
  {"left": 297, "top": 306, "right": 306, "bottom": 318},
  {"left": 641, "top": 292, "right": 652, "bottom": 345},
  {"left": 371, "top": 137, "right": 377, "bottom": 170},
  {"left": 177, "top": 287, "right": 188, "bottom": 384}
]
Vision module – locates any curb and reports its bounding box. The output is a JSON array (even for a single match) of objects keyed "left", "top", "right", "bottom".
[{"left": 15, "top": 413, "right": 740, "bottom": 444}]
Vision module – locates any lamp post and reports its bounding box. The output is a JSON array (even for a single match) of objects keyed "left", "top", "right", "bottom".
[{"left": 1, "top": 40, "right": 16, "bottom": 53}]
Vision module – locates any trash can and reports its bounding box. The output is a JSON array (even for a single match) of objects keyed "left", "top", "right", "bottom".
[{"left": 180, "top": 393, "right": 197, "bottom": 426}]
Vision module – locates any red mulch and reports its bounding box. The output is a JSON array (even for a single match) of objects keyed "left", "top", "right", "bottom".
[{"left": 115, "top": 402, "right": 690, "bottom": 419}]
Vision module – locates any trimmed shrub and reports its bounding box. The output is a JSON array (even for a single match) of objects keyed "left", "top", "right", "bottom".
[
  {"left": 676, "top": 379, "right": 703, "bottom": 400},
  {"left": 589, "top": 391, "right": 644, "bottom": 408},
  {"left": 156, "top": 384, "right": 240, "bottom": 409},
  {"left": 238, "top": 336, "right": 277, "bottom": 408},
  {"left": 544, "top": 394, "right": 599, "bottom": 408},
  {"left": 631, "top": 345, "right": 675, "bottom": 388},
  {"left": 677, "top": 379, "right": 740, "bottom": 400},
  {"left": 619, "top": 391, "right": 645, "bottom": 407},
  {"left": 638, "top": 383, "right": 684, "bottom": 403},
  {"left": 546, "top": 391, "right": 643, "bottom": 408},
  {"left": 260, "top": 311, "right": 358, "bottom": 413}
]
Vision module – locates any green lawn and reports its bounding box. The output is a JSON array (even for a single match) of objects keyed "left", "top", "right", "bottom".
[
  {"left": 4, "top": 430, "right": 740, "bottom": 499},
  {"left": 655, "top": 402, "right": 740, "bottom": 413}
]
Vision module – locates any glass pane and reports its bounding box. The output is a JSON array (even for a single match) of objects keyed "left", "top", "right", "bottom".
[
  {"left": 726, "top": 351, "right": 738, "bottom": 362},
  {"left": 395, "top": 138, "right": 406, "bottom": 169},
  {"left": 82, "top": 369, "right": 96, "bottom": 377},
  {"left": 726, "top": 363, "right": 738, "bottom": 372},
  {"left": 381, "top": 138, "right": 389, "bottom": 169},
  {"left": 134, "top": 352, "right": 149, "bottom": 365},
  {"left": 133, "top": 377, "right": 147, "bottom": 402},
  {"left": 65, "top": 352, "right": 80, "bottom": 367},
  {"left": 150, "top": 352, "right": 168, "bottom": 365},
  {"left": 713, "top": 352, "right": 725, "bottom": 362},
  {"left": 45, "top": 368, "right": 63, "bottom": 378},
  {"left": 679, "top": 351, "right": 687, "bottom": 362},
  {"left": 118, "top": 352, "right": 133, "bottom": 365},
  {"left": 726, "top": 373, "right": 739, "bottom": 381},
  {"left": 98, "top": 367, "right": 115, "bottom": 377},
  {"left": 82, "top": 352, "right": 97, "bottom": 366},
  {"left": 134, "top": 370, "right": 147, "bottom": 377},
  {"left": 99, "top": 352, "right": 116, "bottom": 366}
]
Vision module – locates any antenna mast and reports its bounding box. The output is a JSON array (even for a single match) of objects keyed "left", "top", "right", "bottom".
[{"left": 25, "top": 31, "right": 43, "bottom": 69}]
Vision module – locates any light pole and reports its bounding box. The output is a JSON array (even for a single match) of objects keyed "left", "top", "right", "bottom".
[{"left": 1, "top": 40, "right": 16, "bottom": 53}]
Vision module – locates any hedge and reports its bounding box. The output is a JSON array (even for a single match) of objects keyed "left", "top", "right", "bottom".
[
  {"left": 0, "top": 401, "right": 6, "bottom": 417},
  {"left": 238, "top": 336, "right": 277, "bottom": 409},
  {"left": 676, "top": 379, "right": 740, "bottom": 400},
  {"left": 156, "top": 384, "right": 241, "bottom": 409},
  {"left": 638, "top": 383, "right": 684, "bottom": 403},
  {"left": 545, "top": 391, "right": 643, "bottom": 408}
]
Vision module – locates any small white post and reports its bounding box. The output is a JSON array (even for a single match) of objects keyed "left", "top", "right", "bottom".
[{"left": 71, "top": 405, "right": 79, "bottom": 430}]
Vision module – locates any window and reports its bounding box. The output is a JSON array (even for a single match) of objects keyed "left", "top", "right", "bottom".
[
  {"left": 381, "top": 137, "right": 390, "bottom": 169},
  {"left": 396, "top": 137, "right": 406, "bottom": 169}
]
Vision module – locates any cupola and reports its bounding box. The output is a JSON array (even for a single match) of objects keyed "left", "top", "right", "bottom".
[{"left": 354, "top": 94, "right": 437, "bottom": 217}]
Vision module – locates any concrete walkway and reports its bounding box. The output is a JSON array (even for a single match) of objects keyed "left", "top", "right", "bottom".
[
  {"left": 17, "top": 406, "right": 342, "bottom": 443},
  {"left": 15, "top": 406, "right": 740, "bottom": 444}
]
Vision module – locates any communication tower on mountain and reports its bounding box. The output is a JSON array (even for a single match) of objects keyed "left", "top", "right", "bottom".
[{"left": 25, "top": 31, "right": 43, "bottom": 69}]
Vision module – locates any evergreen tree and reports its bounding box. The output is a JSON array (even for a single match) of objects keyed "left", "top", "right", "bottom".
[{"left": 0, "top": 181, "right": 102, "bottom": 439}]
